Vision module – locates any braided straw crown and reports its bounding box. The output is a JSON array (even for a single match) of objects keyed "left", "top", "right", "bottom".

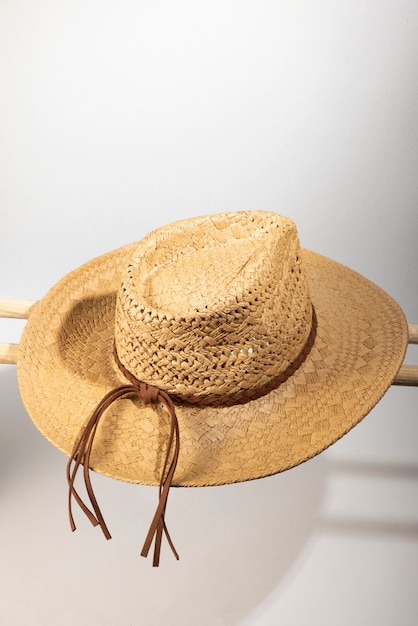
[{"left": 114, "top": 212, "right": 313, "bottom": 396}]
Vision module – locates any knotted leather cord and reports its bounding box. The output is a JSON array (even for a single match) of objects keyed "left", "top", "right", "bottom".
[
  {"left": 67, "top": 306, "right": 317, "bottom": 566},
  {"left": 113, "top": 356, "right": 181, "bottom": 566},
  {"left": 67, "top": 367, "right": 180, "bottom": 567}
]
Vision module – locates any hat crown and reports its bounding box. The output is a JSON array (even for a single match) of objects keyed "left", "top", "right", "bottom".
[{"left": 115, "top": 211, "right": 313, "bottom": 396}]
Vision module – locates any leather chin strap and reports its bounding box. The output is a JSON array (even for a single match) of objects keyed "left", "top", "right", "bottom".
[{"left": 67, "top": 306, "right": 317, "bottom": 566}]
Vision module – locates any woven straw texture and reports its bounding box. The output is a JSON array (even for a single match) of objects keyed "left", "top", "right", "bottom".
[
  {"left": 115, "top": 212, "right": 311, "bottom": 396},
  {"left": 17, "top": 211, "right": 408, "bottom": 487}
]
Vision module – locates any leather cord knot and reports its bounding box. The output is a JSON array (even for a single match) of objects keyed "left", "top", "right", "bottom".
[{"left": 138, "top": 382, "right": 160, "bottom": 404}]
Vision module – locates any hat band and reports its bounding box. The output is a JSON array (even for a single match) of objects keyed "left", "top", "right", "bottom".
[{"left": 67, "top": 305, "right": 317, "bottom": 566}]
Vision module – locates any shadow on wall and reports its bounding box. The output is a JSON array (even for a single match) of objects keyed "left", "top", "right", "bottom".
[{"left": 164, "top": 463, "right": 326, "bottom": 625}]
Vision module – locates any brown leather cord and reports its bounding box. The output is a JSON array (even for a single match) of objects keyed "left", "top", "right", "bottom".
[
  {"left": 67, "top": 306, "right": 316, "bottom": 566},
  {"left": 67, "top": 375, "right": 180, "bottom": 567}
]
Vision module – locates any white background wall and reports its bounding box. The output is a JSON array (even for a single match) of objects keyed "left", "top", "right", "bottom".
[{"left": 1, "top": 2, "right": 417, "bottom": 625}]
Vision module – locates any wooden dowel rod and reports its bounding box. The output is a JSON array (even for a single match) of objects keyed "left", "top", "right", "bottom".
[
  {"left": 1, "top": 342, "right": 417, "bottom": 385},
  {"left": 393, "top": 365, "right": 418, "bottom": 386},
  {"left": 0, "top": 343, "right": 19, "bottom": 365},
  {"left": 0, "top": 297, "right": 416, "bottom": 384},
  {"left": 408, "top": 325, "right": 418, "bottom": 345},
  {"left": 0, "top": 299, "right": 37, "bottom": 319}
]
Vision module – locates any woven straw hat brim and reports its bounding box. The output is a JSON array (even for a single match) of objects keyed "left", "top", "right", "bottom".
[{"left": 17, "top": 244, "right": 408, "bottom": 487}]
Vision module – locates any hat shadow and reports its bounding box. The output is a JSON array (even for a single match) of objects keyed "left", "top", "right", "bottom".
[
  {"left": 57, "top": 293, "right": 119, "bottom": 387},
  {"left": 156, "top": 460, "right": 327, "bottom": 624}
]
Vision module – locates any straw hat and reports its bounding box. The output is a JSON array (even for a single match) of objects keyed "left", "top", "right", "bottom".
[{"left": 17, "top": 211, "right": 408, "bottom": 563}]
